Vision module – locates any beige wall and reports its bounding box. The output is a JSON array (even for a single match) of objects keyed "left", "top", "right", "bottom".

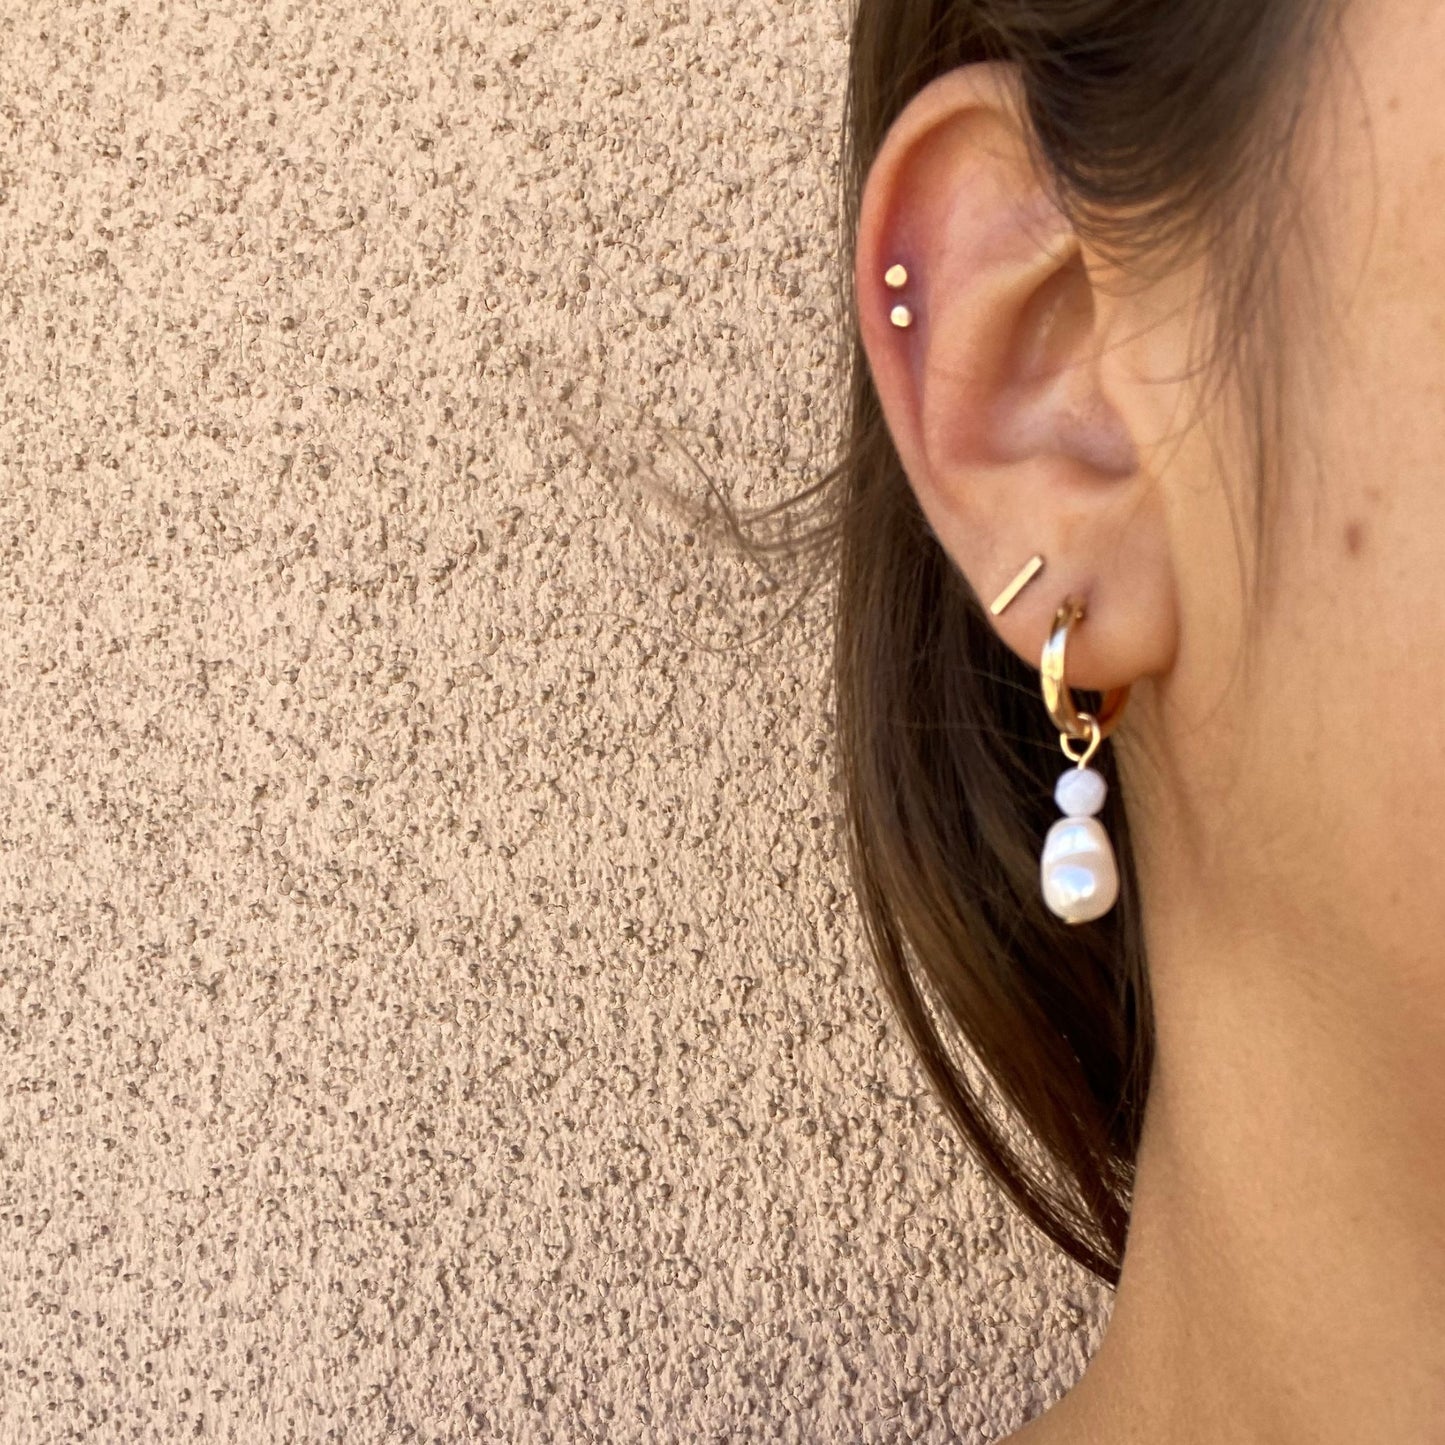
[{"left": 0, "top": 2, "right": 1110, "bottom": 1439}]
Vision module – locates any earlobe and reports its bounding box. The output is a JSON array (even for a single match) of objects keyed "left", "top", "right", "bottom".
[{"left": 854, "top": 63, "right": 1179, "bottom": 698}]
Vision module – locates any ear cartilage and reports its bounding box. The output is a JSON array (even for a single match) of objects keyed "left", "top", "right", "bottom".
[
  {"left": 889, "top": 304, "right": 913, "bottom": 329},
  {"left": 884, "top": 264, "right": 909, "bottom": 289}
]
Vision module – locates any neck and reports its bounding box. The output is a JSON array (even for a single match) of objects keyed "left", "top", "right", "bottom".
[{"left": 1060, "top": 908, "right": 1445, "bottom": 1445}]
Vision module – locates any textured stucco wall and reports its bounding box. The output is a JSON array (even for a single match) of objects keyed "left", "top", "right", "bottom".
[{"left": 0, "top": 2, "right": 1112, "bottom": 1440}]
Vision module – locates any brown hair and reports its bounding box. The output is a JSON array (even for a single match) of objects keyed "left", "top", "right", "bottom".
[{"left": 627, "top": 0, "right": 1339, "bottom": 1288}]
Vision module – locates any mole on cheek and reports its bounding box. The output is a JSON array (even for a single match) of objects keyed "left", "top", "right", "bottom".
[{"left": 1344, "top": 520, "right": 1366, "bottom": 557}]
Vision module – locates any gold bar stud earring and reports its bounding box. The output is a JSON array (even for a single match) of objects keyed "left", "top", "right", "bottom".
[{"left": 989, "top": 554, "right": 1046, "bottom": 616}]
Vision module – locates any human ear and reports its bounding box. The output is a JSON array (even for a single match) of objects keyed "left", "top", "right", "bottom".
[{"left": 853, "top": 62, "right": 1178, "bottom": 694}]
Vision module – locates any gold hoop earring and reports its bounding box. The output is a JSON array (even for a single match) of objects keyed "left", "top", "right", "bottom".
[{"left": 1038, "top": 598, "right": 1130, "bottom": 924}]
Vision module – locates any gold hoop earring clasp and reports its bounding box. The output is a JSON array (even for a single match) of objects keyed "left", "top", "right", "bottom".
[{"left": 1041, "top": 598, "right": 1131, "bottom": 747}]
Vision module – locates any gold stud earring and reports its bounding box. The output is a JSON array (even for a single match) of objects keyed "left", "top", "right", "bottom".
[
  {"left": 885, "top": 263, "right": 912, "bottom": 327},
  {"left": 989, "top": 553, "right": 1046, "bottom": 616}
]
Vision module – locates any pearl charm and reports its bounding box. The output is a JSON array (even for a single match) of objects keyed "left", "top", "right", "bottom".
[
  {"left": 1054, "top": 766, "right": 1107, "bottom": 818},
  {"left": 1035, "top": 597, "right": 1131, "bottom": 926},
  {"left": 1041, "top": 765, "right": 1118, "bottom": 924}
]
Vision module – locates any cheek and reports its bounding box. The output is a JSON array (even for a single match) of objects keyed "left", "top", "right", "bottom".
[
  {"left": 1199, "top": 364, "right": 1445, "bottom": 961},
  {"left": 1244, "top": 23, "right": 1445, "bottom": 934},
  {"left": 1293, "top": 0, "right": 1445, "bottom": 568},
  {"left": 1138, "top": 0, "right": 1445, "bottom": 956}
]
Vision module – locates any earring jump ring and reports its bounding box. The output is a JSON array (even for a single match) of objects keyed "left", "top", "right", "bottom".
[
  {"left": 1060, "top": 714, "right": 1103, "bottom": 769},
  {"left": 1041, "top": 598, "right": 1131, "bottom": 743}
]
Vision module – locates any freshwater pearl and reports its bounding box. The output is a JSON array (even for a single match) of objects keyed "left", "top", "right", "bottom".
[
  {"left": 1040, "top": 815, "right": 1119, "bottom": 924},
  {"left": 1054, "top": 766, "right": 1107, "bottom": 818}
]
